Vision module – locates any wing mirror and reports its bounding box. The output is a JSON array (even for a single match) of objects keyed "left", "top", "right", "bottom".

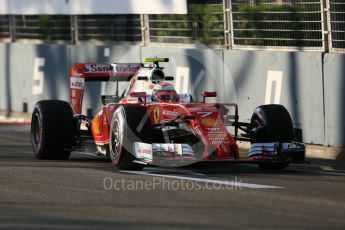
[
  {"left": 137, "top": 76, "right": 148, "bottom": 81},
  {"left": 130, "top": 92, "right": 147, "bottom": 98},
  {"left": 130, "top": 91, "right": 147, "bottom": 105},
  {"left": 101, "top": 95, "right": 120, "bottom": 105},
  {"left": 165, "top": 76, "right": 174, "bottom": 81},
  {"left": 201, "top": 91, "right": 217, "bottom": 103}
]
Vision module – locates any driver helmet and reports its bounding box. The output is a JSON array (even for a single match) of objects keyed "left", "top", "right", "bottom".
[{"left": 152, "top": 82, "right": 178, "bottom": 103}]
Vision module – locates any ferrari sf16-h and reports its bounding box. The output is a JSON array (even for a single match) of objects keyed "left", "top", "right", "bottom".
[{"left": 31, "top": 58, "right": 305, "bottom": 170}]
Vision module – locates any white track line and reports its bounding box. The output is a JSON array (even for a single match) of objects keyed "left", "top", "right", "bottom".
[{"left": 121, "top": 170, "right": 283, "bottom": 189}]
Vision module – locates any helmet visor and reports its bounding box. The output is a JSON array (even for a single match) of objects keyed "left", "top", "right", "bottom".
[{"left": 157, "top": 91, "right": 177, "bottom": 101}]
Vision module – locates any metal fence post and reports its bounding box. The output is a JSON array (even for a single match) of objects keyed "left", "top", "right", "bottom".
[
  {"left": 322, "top": 0, "right": 330, "bottom": 53},
  {"left": 325, "top": 0, "right": 332, "bottom": 52},
  {"left": 9, "top": 15, "right": 16, "bottom": 42},
  {"left": 223, "top": 0, "right": 230, "bottom": 49},
  {"left": 141, "top": 14, "right": 150, "bottom": 46},
  {"left": 71, "top": 15, "right": 78, "bottom": 44},
  {"left": 224, "top": 0, "right": 231, "bottom": 49},
  {"left": 227, "top": 0, "right": 234, "bottom": 49}
]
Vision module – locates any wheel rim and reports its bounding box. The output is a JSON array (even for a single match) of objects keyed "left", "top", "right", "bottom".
[
  {"left": 111, "top": 120, "right": 121, "bottom": 161},
  {"left": 32, "top": 113, "right": 41, "bottom": 146}
]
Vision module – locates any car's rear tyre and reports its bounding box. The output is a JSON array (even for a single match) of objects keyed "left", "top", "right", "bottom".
[
  {"left": 31, "top": 100, "right": 75, "bottom": 160},
  {"left": 251, "top": 104, "right": 294, "bottom": 170},
  {"left": 109, "top": 105, "right": 151, "bottom": 170}
]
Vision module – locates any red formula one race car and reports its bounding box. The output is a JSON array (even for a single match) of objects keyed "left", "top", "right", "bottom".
[{"left": 31, "top": 58, "right": 305, "bottom": 170}]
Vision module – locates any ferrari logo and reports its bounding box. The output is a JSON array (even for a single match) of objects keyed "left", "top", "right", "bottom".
[{"left": 153, "top": 108, "right": 160, "bottom": 124}]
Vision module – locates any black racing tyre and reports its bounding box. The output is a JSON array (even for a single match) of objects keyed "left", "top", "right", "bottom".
[
  {"left": 31, "top": 100, "right": 75, "bottom": 160},
  {"left": 105, "top": 145, "right": 111, "bottom": 161},
  {"left": 109, "top": 105, "right": 152, "bottom": 170},
  {"left": 251, "top": 104, "right": 294, "bottom": 143}
]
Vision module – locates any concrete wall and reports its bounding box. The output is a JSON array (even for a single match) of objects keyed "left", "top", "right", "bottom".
[
  {"left": 0, "top": 43, "right": 141, "bottom": 115},
  {"left": 0, "top": 43, "right": 70, "bottom": 113},
  {"left": 223, "top": 50, "right": 324, "bottom": 145},
  {"left": 0, "top": 43, "right": 343, "bottom": 147},
  {"left": 324, "top": 53, "right": 345, "bottom": 147}
]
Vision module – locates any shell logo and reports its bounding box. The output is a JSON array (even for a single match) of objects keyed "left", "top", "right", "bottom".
[{"left": 200, "top": 118, "right": 220, "bottom": 127}]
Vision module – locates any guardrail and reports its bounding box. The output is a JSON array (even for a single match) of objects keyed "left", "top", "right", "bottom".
[{"left": 0, "top": 0, "right": 344, "bottom": 52}]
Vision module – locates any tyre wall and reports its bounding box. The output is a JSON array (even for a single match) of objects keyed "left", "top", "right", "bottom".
[{"left": 0, "top": 43, "right": 342, "bottom": 147}]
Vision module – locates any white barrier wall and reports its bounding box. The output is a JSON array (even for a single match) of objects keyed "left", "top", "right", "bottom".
[
  {"left": 0, "top": 43, "right": 141, "bottom": 115},
  {"left": 324, "top": 53, "right": 345, "bottom": 147},
  {"left": 223, "top": 50, "right": 324, "bottom": 145},
  {"left": 0, "top": 43, "right": 71, "bottom": 113}
]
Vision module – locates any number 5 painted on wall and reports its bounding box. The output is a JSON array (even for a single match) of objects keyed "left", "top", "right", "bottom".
[
  {"left": 32, "top": 57, "right": 45, "bottom": 95},
  {"left": 265, "top": 70, "right": 283, "bottom": 104}
]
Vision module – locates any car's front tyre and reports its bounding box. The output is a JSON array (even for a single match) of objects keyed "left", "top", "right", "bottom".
[
  {"left": 109, "top": 105, "right": 150, "bottom": 170},
  {"left": 251, "top": 104, "right": 295, "bottom": 170}
]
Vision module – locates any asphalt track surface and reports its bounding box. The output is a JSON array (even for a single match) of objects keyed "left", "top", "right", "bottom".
[{"left": 0, "top": 124, "right": 345, "bottom": 230}]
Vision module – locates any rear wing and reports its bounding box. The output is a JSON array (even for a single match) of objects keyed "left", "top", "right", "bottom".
[
  {"left": 70, "top": 63, "right": 142, "bottom": 81},
  {"left": 70, "top": 63, "right": 141, "bottom": 114}
]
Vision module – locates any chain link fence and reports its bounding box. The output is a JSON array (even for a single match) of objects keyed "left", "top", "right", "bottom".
[
  {"left": 148, "top": 0, "right": 225, "bottom": 46},
  {"left": 330, "top": 0, "right": 345, "bottom": 50},
  {"left": 75, "top": 15, "right": 142, "bottom": 43},
  {"left": 0, "top": 15, "right": 142, "bottom": 44},
  {"left": 12, "top": 15, "right": 71, "bottom": 42},
  {"left": 0, "top": 16, "right": 10, "bottom": 41},
  {"left": 0, "top": 1, "right": 344, "bottom": 52},
  {"left": 227, "top": 0, "right": 323, "bottom": 50}
]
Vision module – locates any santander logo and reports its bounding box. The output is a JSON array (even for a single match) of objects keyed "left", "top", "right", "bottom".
[
  {"left": 84, "top": 63, "right": 141, "bottom": 74},
  {"left": 85, "top": 64, "right": 113, "bottom": 72}
]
